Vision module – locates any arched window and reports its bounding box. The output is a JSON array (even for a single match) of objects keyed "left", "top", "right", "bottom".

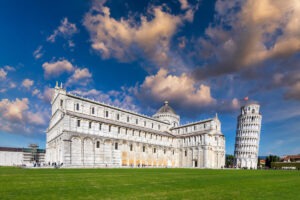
[
  {"left": 91, "top": 107, "right": 95, "bottom": 114},
  {"left": 143, "top": 146, "right": 145, "bottom": 152},
  {"left": 115, "top": 142, "right": 118, "bottom": 150},
  {"left": 96, "top": 141, "right": 100, "bottom": 148},
  {"left": 130, "top": 144, "right": 133, "bottom": 151},
  {"left": 76, "top": 103, "right": 79, "bottom": 111}
]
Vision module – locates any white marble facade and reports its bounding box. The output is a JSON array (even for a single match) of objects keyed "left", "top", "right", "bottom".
[
  {"left": 46, "top": 84, "right": 225, "bottom": 168},
  {"left": 234, "top": 103, "right": 262, "bottom": 169}
]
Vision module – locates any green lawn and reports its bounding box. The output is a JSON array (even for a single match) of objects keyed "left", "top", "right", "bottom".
[{"left": 0, "top": 167, "right": 299, "bottom": 200}]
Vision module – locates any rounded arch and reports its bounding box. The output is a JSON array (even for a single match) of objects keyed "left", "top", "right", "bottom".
[
  {"left": 83, "top": 137, "right": 93, "bottom": 165},
  {"left": 71, "top": 137, "right": 82, "bottom": 165}
]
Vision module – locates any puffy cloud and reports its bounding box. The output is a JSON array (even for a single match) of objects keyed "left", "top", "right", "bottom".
[
  {"left": 9, "top": 82, "right": 16, "bottom": 88},
  {"left": 0, "top": 68, "right": 7, "bottom": 80},
  {"left": 27, "top": 111, "right": 46, "bottom": 125},
  {"left": 285, "top": 82, "right": 300, "bottom": 100},
  {"left": 41, "top": 87, "right": 55, "bottom": 102},
  {"left": 83, "top": 1, "right": 197, "bottom": 66},
  {"left": 66, "top": 68, "right": 92, "bottom": 86},
  {"left": 71, "top": 89, "right": 100, "bottom": 97},
  {"left": 22, "top": 78, "right": 34, "bottom": 89},
  {"left": 42, "top": 59, "right": 74, "bottom": 78},
  {"left": 0, "top": 98, "right": 48, "bottom": 134},
  {"left": 178, "top": 37, "right": 187, "bottom": 49},
  {"left": 33, "top": 45, "right": 43, "bottom": 59},
  {"left": 32, "top": 89, "right": 40, "bottom": 97},
  {"left": 70, "top": 88, "right": 139, "bottom": 112},
  {"left": 0, "top": 98, "right": 29, "bottom": 122},
  {"left": 194, "top": 0, "right": 300, "bottom": 79},
  {"left": 231, "top": 98, "right": 240, "bottom": 109},
  {"left": 4, "top": 65, "right": 15, "bottom": 71},
  {"left": 47, "top": 18, "right": 78, "bottom": 44},
  {"left": 179, "top": 0, "right": 189, "bottom": 10},
  {"left": 138, "top": 69, "right": 215, "bottom": 113},
  {"left": 275, "top": 70, "right": 300, "bottom": 101},
  {"left": 32, "top": 86, "right": 54, "bottom": 102}
]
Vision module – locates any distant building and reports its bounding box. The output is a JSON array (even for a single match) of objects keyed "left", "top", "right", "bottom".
[
  {"left": 0, "top": 144, "right": 45, "bottom": 166},
  {"left": 45, "top": 83, "right": 225, "bottom": 168},
  {"left": 282, "top": 154, "right": 300, "bottom": 162},
  {"left": 259, "top": 159, "right": 265, "bottom": 167},
  {"left": 234, "top": 102, "right": 262, "bottom": 169}
]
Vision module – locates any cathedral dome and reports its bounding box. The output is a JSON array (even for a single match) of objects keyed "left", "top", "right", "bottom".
[
  {"left": 156, "top": 101, "right": 176, "bottom": 115},
  {"left": 153, "top": 101, "right": 180, "bottom": 127}
]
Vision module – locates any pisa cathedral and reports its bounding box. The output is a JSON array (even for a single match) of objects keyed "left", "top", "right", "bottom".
[{"left": 46, "top": 83, "right": 225, "bottom": 168}]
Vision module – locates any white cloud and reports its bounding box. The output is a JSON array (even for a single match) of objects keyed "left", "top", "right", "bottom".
[
  {"left": 83, "top": 2, "right": 197, "bottom": 66},
  {"left": 0, "top": 98, "right": 48, "bottom": 134},
  {"left": 0, "top": 98, "right": 29, "bottom": 122},
  {"left": 42, "top": 59, "right": 74, "bottom": 78},
  {"left": 27, "top": 111, "right": 46, "bottom": 125},
  {"left": 31, "top": 86, "right": 54, "bottom": 102},
  {"left": 32, "top": 89, "right": 40, "bottom": 96},
  {"left": 195, "top": 0, "right": 300, "bottom": 78},
  {"left": 231, "top": 98, "right": 240, "bottom": 109},
  {"left": 179, "top": 0, "right": 189, "bottom": 10},
  {"left": 139, "top": 69, "right": 215, "bottom": 109},
  {"left": 33, "top": 45, "right": 43, "bottom": 59},
  {"left": 22, "top": 78, "right": 34, "bottom": 89},
  {"left": 9, "top": 82, "right": 16, "bottom": 88},
  {"left": 4, "top": 65, "right": 15, "bottom": 71},
  {"left": 40, "top": 87, "right": 55, "bottom": 103},
  {"left": 71, "top": 88, "right": 139, "bottom": 112},
  {"left": 0, "top": 68, "right": 7, "bottom": 80},
  {"left": 66, "top": 68, "right": 92, "bottom": 86},
  {"left": 71, "top": 89, "right": 100, "bottom": 97},
  {"left": 47, "top": 18, "right": 78, "bottom": 44}
]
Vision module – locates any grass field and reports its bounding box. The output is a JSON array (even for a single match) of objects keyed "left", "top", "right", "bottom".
[{"left": 0, "top": 167, "right": 299, "bottom": 200}]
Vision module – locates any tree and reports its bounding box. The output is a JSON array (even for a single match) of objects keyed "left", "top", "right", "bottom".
[
  {"left": 225, "top": 155, "right": 234, "bottom": 168},
  {"left": 265, "top": 155, "right": 280, "bottom": 168}
]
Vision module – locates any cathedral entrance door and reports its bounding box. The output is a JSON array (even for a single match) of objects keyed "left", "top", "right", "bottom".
[{"left": 193, "top": 160, "right": 198, "bottom": 167}]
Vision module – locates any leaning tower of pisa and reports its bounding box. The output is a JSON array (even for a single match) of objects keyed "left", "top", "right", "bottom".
[{"left": 234, "top": 102, "right": 262, "bottom": 169}]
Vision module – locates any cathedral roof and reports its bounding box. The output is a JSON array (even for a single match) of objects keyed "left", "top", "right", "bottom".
[{"left": 156, "top": 101, "right": 176, "bottom": 115}]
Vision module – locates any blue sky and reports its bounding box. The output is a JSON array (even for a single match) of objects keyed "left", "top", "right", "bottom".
[{"left": 1, "top": 0, "right": 300, "bottom": 156}]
